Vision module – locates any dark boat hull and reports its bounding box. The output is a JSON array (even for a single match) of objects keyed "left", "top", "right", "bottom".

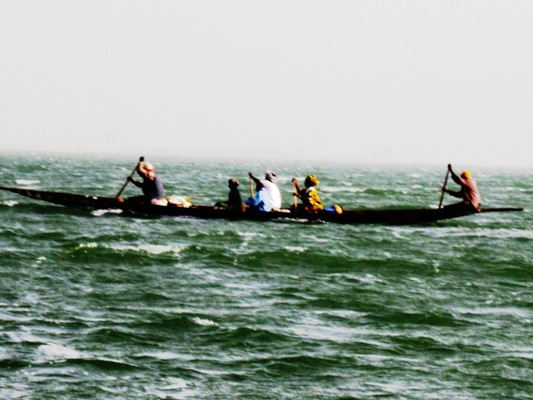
[{"left": 1, "top": 186, "right": 523, "bottom": 225}]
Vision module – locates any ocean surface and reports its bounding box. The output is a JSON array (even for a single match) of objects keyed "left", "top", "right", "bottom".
[{"left": 1, "top": 154, "right": 531, "bottom": 400}]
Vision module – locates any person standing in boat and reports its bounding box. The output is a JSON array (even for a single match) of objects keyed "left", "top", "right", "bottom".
[
  {"left": 292, "top": 174, "right": 324, "bottom": 212},
  {"left": 246, "top": 171, "right": 282, "bottom": 211},
  {"left": 442, "top": 164, "right": 481, "bottom": 211},
  {"left": 128, "top": 160, "right": 165, "bottom": 204}
]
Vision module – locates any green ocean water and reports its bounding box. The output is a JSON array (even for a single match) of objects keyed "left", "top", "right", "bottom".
[{"left": 0, "top": 154, "right": 532, "bottom": 399}]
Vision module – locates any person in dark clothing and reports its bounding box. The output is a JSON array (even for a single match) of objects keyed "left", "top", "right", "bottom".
[
  {"left": 128, "top": 160, "right": 165, "bottom": 203},
  {"left": 215, "top": 178, "right": 243, "bottom": 210}
]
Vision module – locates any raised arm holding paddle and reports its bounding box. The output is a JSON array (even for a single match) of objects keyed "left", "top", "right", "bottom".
[
  {"left": 292, "top": 174, "right": 323, "bottom": 212},
  {"left": 245, "top": 171, "right": 282, "bottom": 212},
  {"left": 117, "top": 156, "right": 165, "bottom": 204},
  {"left": 441, "top": 164, "right": 481, "bottom": 212},
  {"left": 116, "top": 156, "right": 144, "bottom": 198}
]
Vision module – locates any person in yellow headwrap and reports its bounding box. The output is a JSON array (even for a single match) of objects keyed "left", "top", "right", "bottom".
[
  {"left": 292, "top": 174, "right": 324, "bottom": 212},
  {"left": 442, "top": 164, "right": 481, "bottom": 211}
]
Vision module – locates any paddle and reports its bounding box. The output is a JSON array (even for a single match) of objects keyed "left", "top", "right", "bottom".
[
  {"left": 249, "top": 176, "right": 254, "bottom": 198},
  {"left": 116, "top": 156, "right": 144, "bottom": 198},
  {"left": 438, "top": 167, "right": 450, "bottom": 209},
  {"left": 292, "top": 178, "right": 300, "bottom": 210}
]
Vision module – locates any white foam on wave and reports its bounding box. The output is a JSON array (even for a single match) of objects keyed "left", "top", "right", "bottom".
[
  {"left": 236, "top": 230, "right": 266, "bottom": 251},
  {"left": 316, "top": 309, "right": 366, "bottom": 319},
  {"left": 325, "top": 186, "right": 365, "bottom": 193},
  {"left": 7, "top": 329, "right": 45, "bottom": 344},
  {"left": 138, "top": 351, "right": 181, "bottom": 360},
  {"left": 15, "top": 179, "right": 40, "bottom": 186},
  {"left": 2, "top": 200, "right": 19, "bottom": 207},
  {"left": 510, "top": 351, "right": 533, "bottom": 360},
  {"left": 77, "top": 242, "right": 185, "bottom": 255},
  {"left": 289, "top": 321, "right": 357, "bottom": 344},
  {"left": 471, "top": 228, "right": 533, "bottom": 240},
  {"left": 113, "top": 243, "right": 186, "bottom": 255},
  {"left": 0, "top": 388, "right": 29, "bottom": 400},
  {"left": 38, "top": 343, "right": 85, "bottom": 361},
  {"left": 35, "top": 256, "right": 46, "bottom": 265},
  {"left": 237, "top": 231, "right": 266, "bottom": 239},
  {"left": 455, "top": 306, "right": 532, "bottom": 319},
  {"left": 284, "top": 246, "right": 305, "bottom": 253},
  {"left": 145, "top": 378, "right": 199, "bottom": 400},
  {"left": 2, "top": 200, "right": 18, "bottom": 207},
  {"left": 91, "top": 209, "right": 123, "bottom": 217},
  {"left": 192, "top": 317, "right": 218, "bottom": 327},
  {"left": 79, "top": 242, "right": 98, "bottom": 249},
  {"left": 360, "top": 274, "right": 385, "bottom": 285},
  {"left": 161, "top": 377, "right": 188, "bottom": 390}
]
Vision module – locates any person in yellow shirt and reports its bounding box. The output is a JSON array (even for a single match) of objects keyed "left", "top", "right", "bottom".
[{"left": 292, "top": 174, "right": 324, "bottom": 212}]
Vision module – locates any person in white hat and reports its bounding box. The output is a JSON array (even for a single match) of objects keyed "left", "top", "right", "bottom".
[
  {"left": 128, "top": 160, "right": 165, "bottom": 204},
  {"left": 246, "top": 171, "right": 282, "bottom": 211}
]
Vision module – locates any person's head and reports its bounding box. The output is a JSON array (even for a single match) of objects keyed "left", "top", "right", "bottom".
[
  {"left": 143, "top": 162, "right": 154, "bottom": 172},
  {"left": 228, "top": 178, "right": 239, "bottom": 189},
  {"left": 304, "top": 174, "right": 319, "bottom": 188},
  {"left": 461, "top": 171, "right": 472, "bottom": 179},
  {"left": 265, "top": 171, "right": 276, "bottom": 182},
  {"left": 142, "top": 162, "right": 156, "bottom": 178}
]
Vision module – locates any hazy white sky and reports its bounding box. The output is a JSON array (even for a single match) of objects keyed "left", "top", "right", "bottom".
[{"left": 1, "top": 1, "right": 532, "bottom": 168}]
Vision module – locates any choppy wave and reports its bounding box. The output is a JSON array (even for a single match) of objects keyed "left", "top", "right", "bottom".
[{"left": 0, "top": 155, "right": 531, "bottom": 399}]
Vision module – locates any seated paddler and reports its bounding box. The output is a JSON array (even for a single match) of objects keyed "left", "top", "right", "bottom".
[
  {"left": 292, "top": 174, "right": 324, "bottom": 212},
  {"left": 215, "top": 178, "right": 243, "bottom": 210},
  {"left": 127, "top": 160, "right": 165, "bottom": 205},
  {"left": 442, "top": 164, "right": 481, "bottom": 212},
  {"left": 245, "top": 171, "right": 282, "bottom": 212}
]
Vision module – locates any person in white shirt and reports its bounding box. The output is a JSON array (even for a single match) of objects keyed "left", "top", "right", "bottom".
[{"left": 246, "top": 171, "right": 282, "bottom": 211}]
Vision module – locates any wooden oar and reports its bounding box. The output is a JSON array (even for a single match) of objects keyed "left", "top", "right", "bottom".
[
  {"left": 292, "top": 178, "right": 300, "bottom": 210},
  {"left": 438, "top": 168, "right": 449, "bottom": 209},
  {"left": 116, "top": 156, "right": 144, "bottom": 198}
]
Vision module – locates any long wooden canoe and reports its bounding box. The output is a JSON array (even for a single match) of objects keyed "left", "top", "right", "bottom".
[{"left": 0, "top": 186, "right": 523, "bottom": 225}]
